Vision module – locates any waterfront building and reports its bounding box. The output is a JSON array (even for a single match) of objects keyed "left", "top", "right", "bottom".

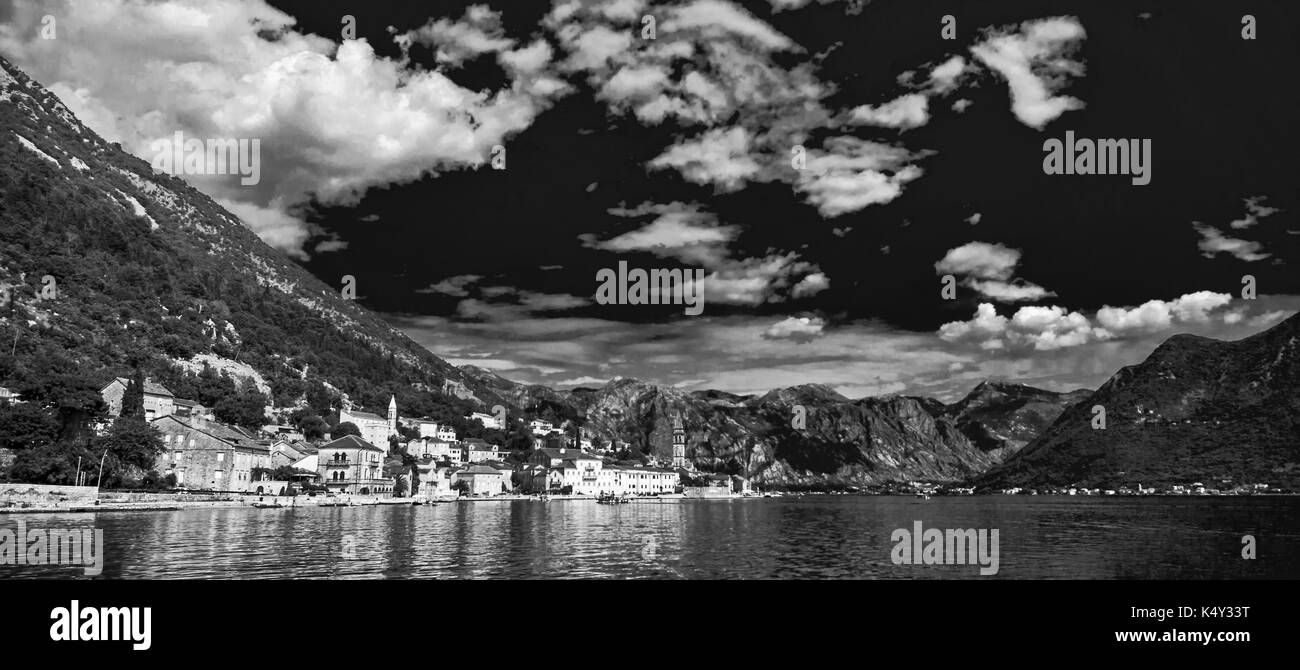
[
  {"left": 454, "top": 464, "right": 507, "bottom": 496},
  {"left": 151, "top": 415, "right": 272, "bottom": 491},
  {"left": 317, "top": 435, "right": 394, "bottom": 494}
]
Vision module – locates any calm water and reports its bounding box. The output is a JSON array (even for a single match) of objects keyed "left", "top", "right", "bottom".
[{"left": 3, "top": 497, "right": 1298, "bottom": 579}]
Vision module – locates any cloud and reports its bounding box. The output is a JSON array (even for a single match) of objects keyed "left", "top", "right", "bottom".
[
  {"left": 584, "top": 202, "right": 739, "bottom": 266},
  {"left": 761, "top": 316, "right": 826, "bottom": 343},
  {"left": 934, "top": 241, "right": 1053, "bottom": 303},
  {"left": 1095, "top": 291, "right": 1233, "bottom": 333},
  {"left": 1193, "top": 223, "right": 1271, "bottom": 262},
  {"left": 1229, "top": 196, "right": 1280, "bottom": 230},
  {"left": 662, "top": 0, "right": 797, "bottom": 51},
  {"left": 791, "top": 272, "right": 830, "bottom": 298},
  {"left": 402, "top": 5, "right": 515, "bottom": 67},
  {"left": 794, "top": 137, "right": 924, "bottom": 216},
  {"left": 0, "top": 0, "right": 565, "bottom": 258},
  {"left": 927, "top": 56, "right": 969, "bottom": 93},
  {"left": 970, "top": 16, "right": 1087, "bottom": 129},
  {"left": 848, "top": 93, "right": 929, "bottom": 130},
  {"left": 940, "top": 291, "right": 1239, "bottom": 351},
  {"left": 647, "top": 126, "right": 763, "bottom": 190},
  {"left": 417, "top": 274, "right": 484, "bottom": 296}
]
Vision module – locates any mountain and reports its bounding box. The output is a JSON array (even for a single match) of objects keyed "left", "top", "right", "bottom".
[
  {"left": 945, "top": 381, "right": 1091, "bottom": 460},
  {"left": 980, "top": 313, "right": 1300, "bottom": 489},
  {"left": 497, "top": 378, "right": 1001, "bottom": 488},
  {"left": 0, "top": 55, "right": 511, "bottom": 422}
]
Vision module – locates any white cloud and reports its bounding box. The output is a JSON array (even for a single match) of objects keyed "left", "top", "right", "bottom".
[
  {"left": 1194, "top": 223, "right": 1271, "bottom": 262},
  {"left": 794, "top": 137, "right": 924, "bottom": 216},
  {"left": 1096, "top": 291, "right": 1233, "bottom": 333},
  {"left": 417, "top": 274, "right": 484, "bottom": 296},
  {"left": 791, "top": 272, "right": 830, "bottom": 298},
  {"left": 648, "top": 126, "right": 762, "bottom": 191},
  {"left": 761, "top": 316, "right": 826, "bottom": 343},
  {"left": 403, "top": 5, "right": 515, "bottom": 67},
  {"left": 970, "top": 16, "right": 1087, "bottom": 129},
  {"left": 584, "top": 202, "right": 738, "bottom": 266},
  {"left": 662, "top": 0, "right": 796, "bottom": 51},
  {"left": 848, "top": 93, "right": 929, "bottom": 129},
  {"left": 935, "top": 241, "right": 1052, "bottom": 303},
  {"left": 928, "top": 56, "right": 969, "bottom": 93},
  {"left": 1229, "top": 196, "right": 1280, "bottom": 230},
  {"left": 0, "top": 0, "right": 565, "bottom": 258},
  {"left": 943, "top": 291, "right": 1239, "bottom": 352}
]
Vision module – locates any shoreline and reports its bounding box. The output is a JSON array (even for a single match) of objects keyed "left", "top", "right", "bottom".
[{"left": 2, "top": 491, "right": 1295, "bottom": 515}]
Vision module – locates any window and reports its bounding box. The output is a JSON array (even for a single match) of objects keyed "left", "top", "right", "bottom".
[{"left": 217, "top": 453, "right": 225, "bottom": 463}]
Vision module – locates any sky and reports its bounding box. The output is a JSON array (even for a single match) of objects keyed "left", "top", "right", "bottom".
[{"left": 2, "top": 0, "right": 1297, "bottom": 400}]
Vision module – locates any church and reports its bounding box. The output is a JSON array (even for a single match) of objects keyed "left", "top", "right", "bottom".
[{"left": 338, "top": 395, "right": 398, "bottom": 454}]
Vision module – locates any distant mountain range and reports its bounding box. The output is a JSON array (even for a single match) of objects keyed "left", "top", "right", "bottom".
[{"left": 2, "top": 55, "right": 1295, "bottom": 490}]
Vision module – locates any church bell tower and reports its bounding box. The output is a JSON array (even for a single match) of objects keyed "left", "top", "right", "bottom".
[{"left": 672, "top": 415, "right": 687, "bottom": 469}]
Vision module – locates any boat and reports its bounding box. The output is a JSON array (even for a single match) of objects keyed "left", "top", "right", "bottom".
[
  {"left": 915, "top": 493, "right": 930, "bottom": 500},
  {"left": 597, "top": 493, "right": 630, "bottom": 504},
  {"left": 252, "top": 502, "right": 285, "bottom": 509}
]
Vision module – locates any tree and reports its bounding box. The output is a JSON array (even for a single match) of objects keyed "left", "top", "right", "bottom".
[
  {"left": 295, "top": 414, "right": 328, "bottom": 441},
  {"left": 91, "top": 416, "right": 166, "bottom": 487},
  {"left": 214, "top": 386, "right": 268, "bottom": 430},
  {"left": 120, "top": 368, "right": 145, "bottom": 419},
  {"left": 453, "top": 480, "right": 469, "bottom": 496},
  {"left": 401, "top": 451, "right": 420, "bottom": 496},
  {"left": 0, "top": 401, "right": 60, "bottom": 451},
  {"left": 333, "top": 422, "right": 362, "bottom": 439},
  {"left": 393, "top": 475, "right": 408, "bottom": 497}
]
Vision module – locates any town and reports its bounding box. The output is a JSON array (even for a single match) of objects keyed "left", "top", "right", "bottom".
[{"left": 0, "top": 375, "right": 741, "bottom": 508}]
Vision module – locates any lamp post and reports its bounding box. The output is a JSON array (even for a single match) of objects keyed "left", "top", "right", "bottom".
[{"left": 96, "top": 449, "right": 108, "bottom": 490}]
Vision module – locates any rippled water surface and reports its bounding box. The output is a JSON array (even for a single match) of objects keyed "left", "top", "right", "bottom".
[{"left": 4, "top": 496, "right": 1298, "bottom": 579}]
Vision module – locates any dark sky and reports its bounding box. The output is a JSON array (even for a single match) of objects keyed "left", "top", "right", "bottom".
[{"left": 273, "top": 0, "right": 1297, "bottom": 328}]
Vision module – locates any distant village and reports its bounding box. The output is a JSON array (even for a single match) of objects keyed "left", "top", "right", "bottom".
[{"left": 64, "top": 377, "right": 742, "bottom": 502}]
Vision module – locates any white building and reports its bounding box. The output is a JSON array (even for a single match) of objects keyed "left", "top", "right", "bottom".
[
  {"left": 339, "top": 396, "right": 397, "bottom": 453},
  {"left": 463, "top": 439, "right": 504, "bottom": 463},
  {"left": 454, "top": 465, "right": 507, "bottom": 496},
  {"left": 529, "top": 419, "right": 554, "bottom": 436},
  {"left": 404, "top": 418, "right": 457, "bottom": 442},
  {"left": 407, "top": 438, "right": 460, "bottom": 462},
  {"left": 468, "top": 412, "right": 504, "bottom": 430},
  {"left": 317, "top": 435, "right": 393, "bottom": 494}
]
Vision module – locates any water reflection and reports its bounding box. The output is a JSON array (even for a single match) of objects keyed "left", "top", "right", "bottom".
[{"left": 1, "top": 497, "right": 1296, "bottom": 579}]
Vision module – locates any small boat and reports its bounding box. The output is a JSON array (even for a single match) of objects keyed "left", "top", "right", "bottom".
[
  {"left": 252, "top": 502, "right": 285, "bottom": 509},
  {"left": 915, "top": 493, "right": 930, "bottom": 500}
]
